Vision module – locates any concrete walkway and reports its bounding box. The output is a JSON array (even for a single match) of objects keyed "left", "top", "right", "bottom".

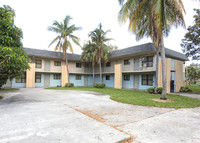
[
  {"left": 0, "top": 88, "right": 200, "bottom": 143},
  {"left": 172, "top": 92, "right": 200, "bottom": 99}
]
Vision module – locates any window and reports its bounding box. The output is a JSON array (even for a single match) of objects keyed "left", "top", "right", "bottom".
[
  {"left": 76, "top": 75, "right": 81, "bottom": 80},
  {"left": 54, "top": 61, "right": 61, "bottom": 66},
  {"left": 106, "top": 75, "right": 110, "bottom": 80},
  {"left": 35, "top": 60, "right": 42, "bottom": 68},
  {"left": 76, "top": 63, "right": 82, "bottom": 68},
  {"left": 142, "top": 56, "right": 153, "bottom": 67},
  {"left": 16, "top": 73, "right": 26, "bottom": 83},
  {"left": 124, "top": 75, "right": 130, "bottom": 81},
  {"left": 35, "top": 74, "right": 41, "bottom": 83},
  {"left": 54, "top": 74, "right": 61, "bottom": 80},
  {"left": 142, "top": 75, "right": 153, "bottom": 86},
  {"left": 124, "top": 59, "right": 130, "bottom": 65},
  {"left": 106, "top": 62, "right": 111, "bottom": 67}
]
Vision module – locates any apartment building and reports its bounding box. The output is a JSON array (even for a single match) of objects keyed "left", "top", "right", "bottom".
[{"left": 3, "top": 43, "right": 189, "bottom": 93}]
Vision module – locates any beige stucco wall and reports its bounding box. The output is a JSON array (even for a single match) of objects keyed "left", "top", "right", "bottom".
[
  {"left": 114, "top": 64, "right": 122, "bottom": 89},
  {"left": 61, "top": 65, "right": 68, "bottom": 87},
  {"left": 26, "top": 63, "right": 35, "bottom": 88},
  {"left": 68, "top": 61, "right": 85, "bottom": 73},
  {"left": 175, "top": 60, "right": 185, "bottom": 92},
  {"left": 50, "top": 60, "right": 62, "bottom": 72}
]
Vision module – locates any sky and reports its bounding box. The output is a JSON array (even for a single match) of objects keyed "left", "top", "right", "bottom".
[{"left": 1, "top": 0, "right": 199, "bottom": 65}]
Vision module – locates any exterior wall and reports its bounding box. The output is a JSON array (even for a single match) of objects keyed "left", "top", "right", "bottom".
[
  {"left": 68, "top": 61, "right": 85, "bottom": 73},
  {"left": 95, "top": 75, "right": 100, "bottom": 84},
  {"left": 2, "top": 79, "right": 12, "bottom": 88},
  {"left": 122, "top": 58, "right": 134, "bottom": 71},
  {"left": 171, "top": 59, "right": 175, "bottom": 70},
  {"left": 12, "top": 78, "right": 26, "bottom": 88},
  {"left": 69, "top": 74, "right": 84, "bottom": 86},
  {"left": 50, "top": 74, "right": 61, "bottom": 87},
  {"left": 34, "top": 59, "right": 45, "bottom": 72},
  {"left": 175, "top": 60, "right": 185, "bottom": 92},
  {"left": 103, "top": 62, "right": 114, "bottom": 73},
  {"left": 50, "top": 60, "right": 62, "bottom": 72},
  {"left": 26, "top": 63, "right": 35, "bottom": 88},
  {"left": 35, "top": 73, "right": 44, "bottom": 87},
  {"left": 139, "top": 74, "right": 155, "bottom": 90},
  {"left": 103, "top": 74, "right": 114, "bottom": 88},
  {"left": 88, "top": 75, "right": 93, "bottom": 86},
  {"left": 122, "top": 74, "right": 133, "bottom": 88},
  {"left": 166, "top": 58, "right": 171, "bottom": 93},
  {"left": 114, "top": 64, "right": 122, "bottom": 89}
]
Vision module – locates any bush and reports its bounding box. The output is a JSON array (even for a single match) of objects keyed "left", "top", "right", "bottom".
[
  {"left": 95, "top": 83, "right": 106, "bottom": 88},
  {"left": 147, "top": 87, "right": 155, "bottom": 93},
  {"left": 180, "top": 86, "right": 192, "bottom": 92},
  {"left": 156, "top": 87, "right": 163, "bottom": 94},
  {"left": 65, "top": 83, "right": 74, "bottom": 88}
]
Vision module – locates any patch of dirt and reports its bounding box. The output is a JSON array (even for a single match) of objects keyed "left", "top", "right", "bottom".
[
  {"left": 152, "top": 98, "right": 174, "bottom": 102},
  {"left": 73, "top": 109, "right": 105, "bottom": 122}
]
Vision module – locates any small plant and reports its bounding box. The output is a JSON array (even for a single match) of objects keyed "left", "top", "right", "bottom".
[
  {"left": 95, "top": 83, "right": 106, "bottom": 88},
  {"left": 180, "top": 86, "right": 192, "bottom": 92},
  {"left": 156, "top": 87, "right": 163, "bottom": 94},
  {"left": 65, "top": 83, "right": 74, "bottom": 88},
  {"left": 147, "top": 87, "right": 155, "bottom": 93}
]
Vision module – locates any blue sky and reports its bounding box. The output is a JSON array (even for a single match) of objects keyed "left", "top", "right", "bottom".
[{"left": 1, "top": 0, "right": 199, "bottom": 64}]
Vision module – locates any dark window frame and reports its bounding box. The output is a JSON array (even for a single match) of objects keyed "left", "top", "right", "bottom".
[
  {"left": 54, "top": 61, "right": 61, "bottom": 66},
  {"left": 142, "top": 56, "right": 153, "bottom": 67},
  {"left": 16, "top": 73, "right": 26, "bottom": 83},
  {"left": 35, "top": 60, "right": 42, "bottom": 68},
  {"left": 124, "top": 75, "right": 130, "bottom": 81},
  {"left": 76, "top": 75, "right": 81, "bottom": 80},
  {"left": 142, "top": 74, "right": 153, "bottom": 86},
  {"left": 35, "top": 74, "right": 41, "bottom": 83},
  {"left": 106, "top": 75, "right": 110, "bottom": 80},
  {"left": 124, "top": 59, "right": 130, "bottom": 65},
  {"left": 76, "top": 63, "right": 82, "bottom": 68},
  {"left": 106, "top": 62, "right": 111, "bottom": 67},
  {"left": 54, "top": 74, "right": 61, "bottom": 80}
]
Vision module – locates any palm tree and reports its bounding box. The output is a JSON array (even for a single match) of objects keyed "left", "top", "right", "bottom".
[
  {"left": 81, "top": 41, "right": 98, "bottom": 86},
  {"left": 119, "top": 0, "right": 160, "bottom": 91},
  {"left": 48, "top": 16, "right": 81, "bottom": 83},
  {"left": 118, "top": 0, "right": 185, "bottom": 99},
  {"left": 89, "top": 23, "right": 113, "bottom": 84}
]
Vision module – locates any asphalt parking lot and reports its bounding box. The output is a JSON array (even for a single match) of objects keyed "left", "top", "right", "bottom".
[{"left": 0, "top": 88, "right": 200, "bottom": 143}]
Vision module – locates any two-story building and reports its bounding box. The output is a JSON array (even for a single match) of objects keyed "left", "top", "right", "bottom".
[{"left": 3, "top": 43, "right": 188, "bottom": 93}]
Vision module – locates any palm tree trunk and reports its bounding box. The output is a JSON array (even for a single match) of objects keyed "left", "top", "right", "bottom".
[
  {"left": 155, "top": 48, "right": 159, "bottom": 92},
  {"left": 160, "top": 33, "right": 167, "bottom": 100},
  {"left": 65, "top": 55, "right": 70, "bottom": 84},
  {"left": 99, "top": 47, "right": 102, "bottom": 84},
  {"left": 92, "top": 62, "right": 95, "bottom": 87}
]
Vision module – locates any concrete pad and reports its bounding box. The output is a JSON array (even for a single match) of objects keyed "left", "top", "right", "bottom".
[
  {"left": 0, "top": 89, "right": 129, "bottom": 143},
  {"left": 172, "top": 93, "right": 200, "bottom": 99}
]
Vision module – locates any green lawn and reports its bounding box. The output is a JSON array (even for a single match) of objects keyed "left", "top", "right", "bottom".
[
  {"left": 46, "top": 87, "right": 200, "bottom": 108},
  {"left": 186, "top": 84, "right": 200, "bottom": 94},
  {"left": 0, "top": 88, "right": 19, "bottom": 92}
]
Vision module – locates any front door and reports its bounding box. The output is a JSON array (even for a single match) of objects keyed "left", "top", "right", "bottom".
[
  {"left": 44, "top": 74, "right": 50, "bottom": 87},
  {"left": 170, "top": 72, "right": 176, "bottom": 92},
  {"left": 133, "top": 75, "right": 139, "bottom": 89},
  {"left": 84, "top": 75, "right": 88, "bottom": 86}
]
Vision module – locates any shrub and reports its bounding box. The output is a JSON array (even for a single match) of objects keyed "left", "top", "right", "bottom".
[
  {"left": 180, "top": 86, "right": 192, "bottom": 92},
  {"left": 147, "top": 87, "right": 155, "bottom": 93},
  {"left": 156, "top": 87, "right": 163, "bottom": 94},
  {"left": 65, "top": 83, "right": 74, "bottom": 88},
  {"left": 95, "top": 83, "right": 106, "bottom": 88}
]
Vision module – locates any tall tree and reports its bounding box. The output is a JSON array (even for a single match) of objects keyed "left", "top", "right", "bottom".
[
  {"left": 0, "top": 5, "right": 29, "bottom": 88},
  {"left": 118, "top": 0, "right": 185, "bottom": 99},
  {"left": 89, "top": 23, "right": 114, "bottom": 84},
  {"left": 181, "top": 9, "right": 200, "bottom": 60},
  {"left": 48, "top": 16, "right": 81, "bottom": 83},
  {"left": 187, "top": 64, "right": 200, "bottom": 84},
  {"left": 119, "top": 0, "right": 160, "bottom": 91},
  {"left": 81, "top": 41, "right": 98, "bottom": 86}
]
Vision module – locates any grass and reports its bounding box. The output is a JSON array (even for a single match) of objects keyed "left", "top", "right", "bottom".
[
  {"left": 186, "top": 84, "right": 200, "bottom": 94},
  {"left": 46, "top": 87, "right": 200, "bottom": 108},
  {"left": 0, "top": 88, "right": 19, "bottom": 92},
  {"left": 0, "top": 96, "right": 2, "bottom": 100}
]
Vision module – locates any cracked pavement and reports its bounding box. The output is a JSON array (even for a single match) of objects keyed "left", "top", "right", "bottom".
[{"left": 0, "top": 88, "right": 200, "bottom": 143}]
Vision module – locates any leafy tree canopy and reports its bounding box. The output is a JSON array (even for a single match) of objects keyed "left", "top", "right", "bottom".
[
  {"left": 0, "top": 5, "right": 23, "bottom": 47},
  {"left": 0, "top": 5, "right": 29, "bottom": 88},
  {"left": 181, "top": 9, "right": 200, "bottom": 60}
]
